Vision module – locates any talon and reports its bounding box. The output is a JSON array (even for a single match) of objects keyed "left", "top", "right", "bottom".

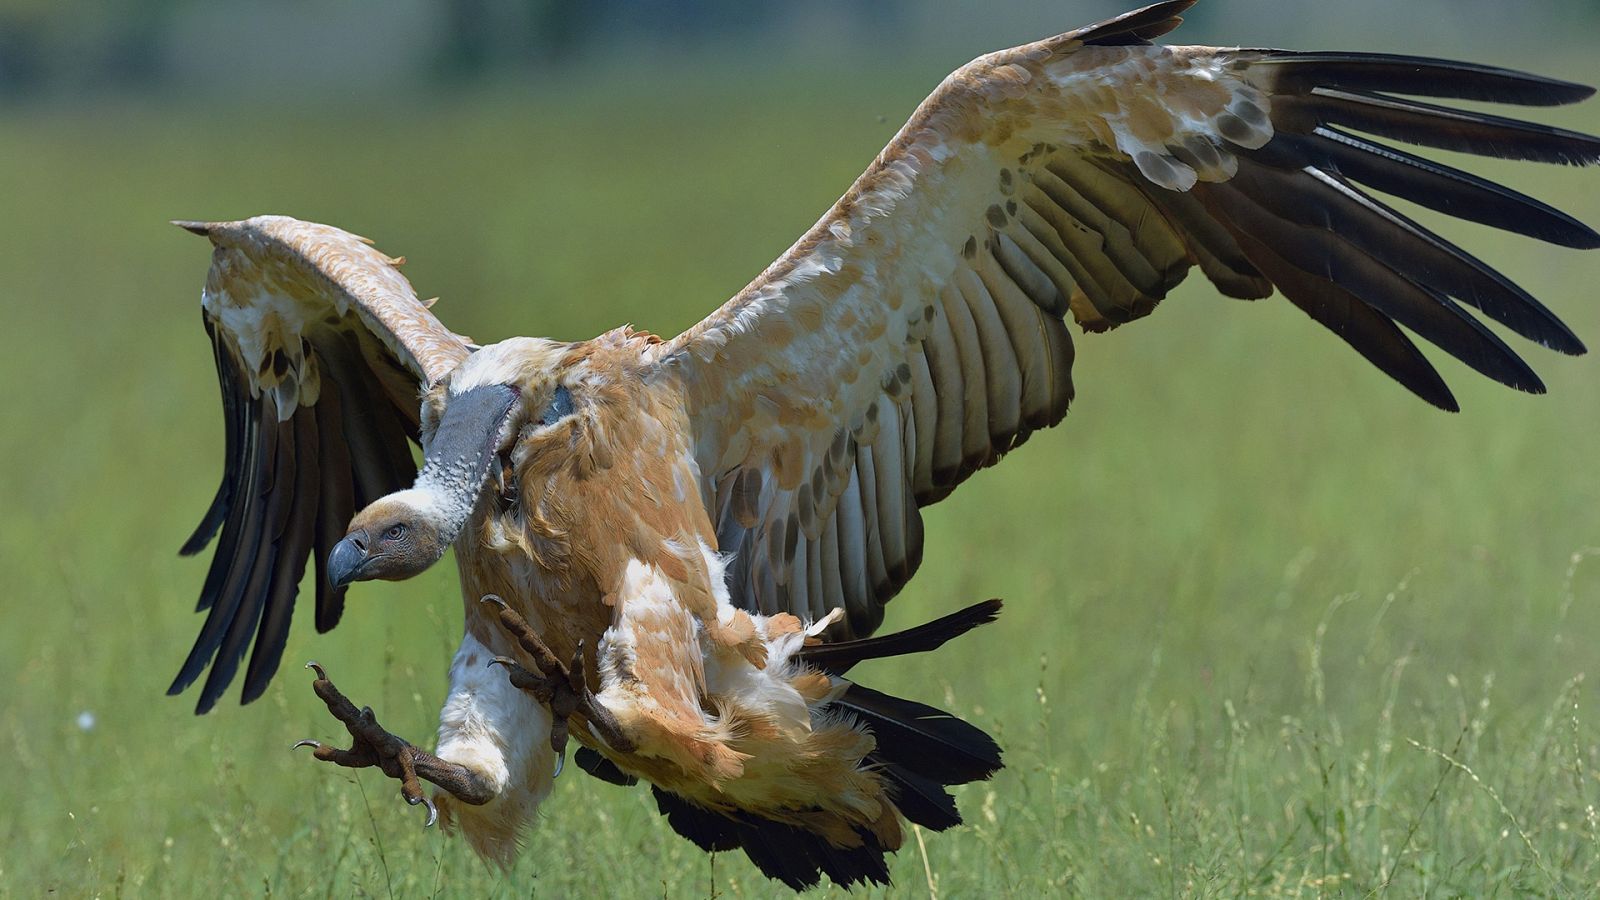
[
  {"left": 296, "top": 663, "right": 496, "bottom": 810},
  {"left": 480, "top": 601, "right": 635, "bottom": 764},
  {"left": 407, "top": 792, "right": 439, "bottom": 828}
]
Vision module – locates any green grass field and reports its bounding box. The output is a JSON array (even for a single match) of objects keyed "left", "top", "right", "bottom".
[{"left": 3, "top": 57, "right": 1600, "bottom": 897}]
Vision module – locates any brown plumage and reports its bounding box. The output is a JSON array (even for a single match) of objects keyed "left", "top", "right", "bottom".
[{"left": 167, "top": 1, "right": 1596, "bottom": 889}]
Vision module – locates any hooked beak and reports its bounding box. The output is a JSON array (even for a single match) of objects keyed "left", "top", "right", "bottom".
[{"left": 327, "top": 532, "right": 369, "bottom": 588}]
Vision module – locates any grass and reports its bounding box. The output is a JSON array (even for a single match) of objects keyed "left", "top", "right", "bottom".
[{"left": 3, "top": 55, "right": 1600, "bottom": 898}]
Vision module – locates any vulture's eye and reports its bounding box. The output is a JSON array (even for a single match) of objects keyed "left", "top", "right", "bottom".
[
  {"left": 385, "top": 524, "right": 407, "bottom": 541},
  {"left": 534, "top": 385, "right": 573, "bottom": 427}
]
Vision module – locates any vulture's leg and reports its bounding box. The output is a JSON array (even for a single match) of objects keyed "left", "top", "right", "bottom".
[
  {"left": 293, "top": 662, "right": 494, "bottom": 824},
  {"left": 480, "top": 595, "right": 636, "bottom": 773}
]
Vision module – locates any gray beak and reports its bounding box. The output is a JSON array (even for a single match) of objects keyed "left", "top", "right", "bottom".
[{"left": 327, "top": 533, "right": 369, "bottom": 588}]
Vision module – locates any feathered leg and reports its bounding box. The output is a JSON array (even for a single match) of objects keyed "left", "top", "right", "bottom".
[
  {"left": 480, "top": 594, "right": 636, "bottom": 773},
  {"left": 430, "top": 625, "right": 558, "bottom": 864}
]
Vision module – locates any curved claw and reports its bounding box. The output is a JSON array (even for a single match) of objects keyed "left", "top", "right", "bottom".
[
  {"left": 292, "top": 739, "right": 322, "bottom": 751},
  {"left": 487, "top": 656, "right": 516, "bottom": 671},
  {"left": 553, "top": 751, "right": 565, "bottom": 779},
  {"left": 407, "top": 793, "right": 439, "bottom": 828},
  {"left": 305, "top": 661, "right": 327, "bottom": 680},
  {"left": 479, "top": 594, "right": 508, "bottom": 611}
]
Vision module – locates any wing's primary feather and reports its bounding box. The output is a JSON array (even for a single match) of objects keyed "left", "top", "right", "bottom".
[
  {"left": 662, "top": 2, "right": 1597, "bottom": 639},
  {"left": 168, "top": 216, "right": 472, "bottom": 713},
  {"left": 1264, "top": 126, "right": 1599, "bottom": 250}
]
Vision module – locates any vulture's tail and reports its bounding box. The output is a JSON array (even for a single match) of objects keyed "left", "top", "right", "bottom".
[
  {"left": 623, "top": 600, "right": 1005, "bottom": 890},
  {"left": 795, "top": 597, "right": 1003, "bottom": 676}
]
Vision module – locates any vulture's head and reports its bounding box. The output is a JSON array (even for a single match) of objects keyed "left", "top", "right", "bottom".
[
  {"left": 328, "top": 337, "right": 585, "bottom": 587},
  {"left": 329, "top": 489, "right": 454, "bottom": 586}
]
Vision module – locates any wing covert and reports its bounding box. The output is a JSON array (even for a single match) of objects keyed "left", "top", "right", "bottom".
[
  {"left": 662, "top": 0, "right": 1598, "bottom": 638},
  {"left": 169, "top": 215, "right": 473, "bottom": 713}
]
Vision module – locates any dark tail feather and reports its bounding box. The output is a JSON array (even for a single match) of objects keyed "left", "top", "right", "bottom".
[
  {"left": 798, "top": 598, "right": 1002, "bottom": 675},
  {"left": 828, "top": 683, "right": 1003, "bottom": 786},
  {"left": 646, "top": 690, "right": 998, "bottom": 889},
  {"left": 874, "top": 760, "right": 963, "bottom": 831},
  {"left": 651, "top": 787, "right": 893, "bottom": 890},
  {"left": 642, "top": 599, "right": 1005, "bottom": 889}
]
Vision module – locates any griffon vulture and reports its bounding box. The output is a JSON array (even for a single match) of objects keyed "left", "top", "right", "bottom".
[{"left": 167, "top": 0, "right": 1599, "bottom": 889}]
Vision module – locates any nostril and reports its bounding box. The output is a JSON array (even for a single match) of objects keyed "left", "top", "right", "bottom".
[{"left": 349, "top": 533, "right": 368, "bottom": 553}]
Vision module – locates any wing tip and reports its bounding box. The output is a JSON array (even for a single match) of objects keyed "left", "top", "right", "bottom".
[
  {"left": 1427, "top": 386, "right": 1462, "bottom": 413},
  {"left": 1070, "top": 0, "right": 1196, "bottom": 47},
  {"left": 968, "top": 597, "right": 1004, "bottom": 623},
  {"left": 238, "top": 678, "right": 270, "bottom": 707},
  {"left": 1257, "top": 51, "right": 1600, "bottom": 107},
  {"left": 166, "top": 668, "right": 216, "bottom": 715},
  {"left": 172, "top": 219, "right": 213, "bottom": 236},
  {"left": 1551, "top": 80, "right": 1599, "bottom": 106}
]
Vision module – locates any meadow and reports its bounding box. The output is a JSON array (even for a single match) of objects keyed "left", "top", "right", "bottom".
[{"left": 3, "top": 47, "right": 1600, "bottom": 898}]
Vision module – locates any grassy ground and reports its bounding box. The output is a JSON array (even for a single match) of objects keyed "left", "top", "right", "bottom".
[{"left": 3, "top": 55, "right": 1600, "bottom": 898}]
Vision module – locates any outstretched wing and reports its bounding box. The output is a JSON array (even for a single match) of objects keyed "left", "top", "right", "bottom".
[
  {"left": 168, "top": 215, "right": 473, "bottom": 713},
  {"left": 663, "top": 0, "right": 1599, "bottom": 638}
]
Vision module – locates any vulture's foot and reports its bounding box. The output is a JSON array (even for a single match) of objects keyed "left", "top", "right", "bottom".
[
  {"left": 480, "top": 594, "right": 636, "bottom": 774},
  {"left": 293, "top": 662, "right": 493, "bottom": 823}
]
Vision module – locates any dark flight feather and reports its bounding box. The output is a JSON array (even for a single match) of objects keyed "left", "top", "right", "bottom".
[
  {"left": 1205, "top": 164, "right": 1544, "bottom": 393},
  {"left": 179, "top": 317, "right": 239, "bottom": 557},
  {"left": 1229, "top": 153, "right": 1584, "bottom": 354},
  {"left": 1257, "top": 51, "right": 1596, "bottom": 106},
  {"left": 196, "top": 417, "right": 295, "bottom": 714},
  {"left": 174, "top": 326, "right": 419, "bottom": 711},
  {"left": 1267, "top": 127, "right": 1600, "bottom": 249},
  {"left": 169, "top": 393, "right": 274, "bottom": 699},
  {"left": 1198, "top": 202, "right": 1459, "bottom": 411},
  {"left": 1075, "top": 0, "right": 1196, "bottom": 47},
  {"left": 1274, "top": 88, "right": 1600, "bottom": 165},
  {"left": 241, "top": 407, "right": 321, "bottom": 704},
  {"left": 311, "top": 365, "right": 355, "bottom": 633}
]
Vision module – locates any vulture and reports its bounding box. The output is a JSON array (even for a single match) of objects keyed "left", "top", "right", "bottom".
[{"left": 167, "top": 0, "right": 1599, "bottom": 889}]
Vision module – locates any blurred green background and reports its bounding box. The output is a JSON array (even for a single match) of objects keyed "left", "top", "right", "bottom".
[{"left": 3, "top": 0, "right": 1600, "bottom": 896}]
